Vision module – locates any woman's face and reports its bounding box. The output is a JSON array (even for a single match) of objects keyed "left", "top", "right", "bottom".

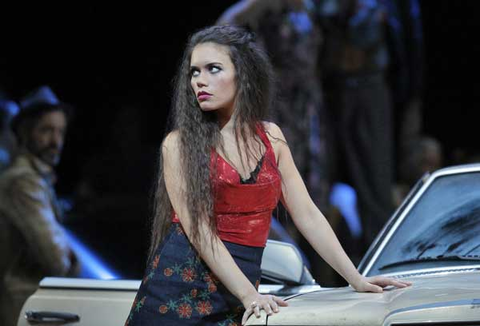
[{"left": 190, "top": 42, "right": 237, "bottom": 116}]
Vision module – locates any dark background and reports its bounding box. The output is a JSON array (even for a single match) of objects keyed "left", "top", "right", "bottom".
[{"left": 1, "top": 1, "right": 479, "bottom": 279}]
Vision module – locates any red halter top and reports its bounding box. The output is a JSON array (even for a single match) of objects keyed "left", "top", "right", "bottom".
[{"left": 172, "top": 125, "right": 282, "bottom": 247}]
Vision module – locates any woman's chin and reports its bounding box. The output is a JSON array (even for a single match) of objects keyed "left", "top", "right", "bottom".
[{"left": 199, "top": 105, "right": 218, "bottom": 112}]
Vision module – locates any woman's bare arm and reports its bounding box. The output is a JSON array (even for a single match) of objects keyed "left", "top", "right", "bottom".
[{"left": 266, "top": 122, "right": 411, "bottom": 291}]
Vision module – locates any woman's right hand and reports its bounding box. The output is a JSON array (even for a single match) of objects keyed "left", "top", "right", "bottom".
[{"left": 241, "top": 293, "right": 288, "bottom": 325}]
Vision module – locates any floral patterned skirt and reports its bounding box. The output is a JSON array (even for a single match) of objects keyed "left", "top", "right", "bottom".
[{"left": 125, "top": 223, "right": 264, "bottom": 326}]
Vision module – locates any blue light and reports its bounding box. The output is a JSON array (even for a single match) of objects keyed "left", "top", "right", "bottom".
[
  {"left": 329, "top": 182, "right": 363, "bottom": 239},
  {"left": 65, "top": 229, "right": 121, "bottom": 280}
]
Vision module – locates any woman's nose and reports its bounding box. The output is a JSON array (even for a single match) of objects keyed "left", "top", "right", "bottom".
[{"left": 195, "top": 75, "right": 207, "bottom": 88}]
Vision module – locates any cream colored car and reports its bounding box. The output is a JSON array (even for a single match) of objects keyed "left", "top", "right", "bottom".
[{"left": 249, "top": 164, "right": 480, "bottom": 325}]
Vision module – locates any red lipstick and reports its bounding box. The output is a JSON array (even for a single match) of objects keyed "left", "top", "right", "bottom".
[{"left": 197, "top": 91, "right": 212, "bottom": 101}]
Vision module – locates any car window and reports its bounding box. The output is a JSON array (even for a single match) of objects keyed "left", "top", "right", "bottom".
[{"left": 369, "top": 172, "right": 480, "bottom": 275}]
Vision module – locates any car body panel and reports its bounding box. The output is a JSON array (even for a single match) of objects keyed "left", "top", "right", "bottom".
[
  {"left": 248, "top": 271, "right": 480, "bottom": 325},
  {"left": 17, "top": 287, "right": 135, "bottom": 326}
]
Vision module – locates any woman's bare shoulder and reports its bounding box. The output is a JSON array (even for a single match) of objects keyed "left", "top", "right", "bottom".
[
  {"left": 261, "top": 121, "right": 286, "bottom": 142},
  {"left": 162, "top": 130, "right": 181, "bottom": 158},
  {"left": 163, "top": 130, "right": 180, "bottom": 146}
]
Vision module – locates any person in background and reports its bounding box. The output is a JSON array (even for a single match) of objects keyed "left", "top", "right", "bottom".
[
  {"left": 0, "top": 85, "right": 80, "bottom": 326},
  {"left": 315, "top": 0, "right": 395, "bottom": 252},
  {"left": 393, "top": 135, "right": 443, "bottom": 206},
  {"left": 383, "top": 0, "right": 425, "bottom": 182}
]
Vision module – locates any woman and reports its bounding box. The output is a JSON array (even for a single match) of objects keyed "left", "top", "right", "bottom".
[{"left": 125, "top": 25, "right": 410, "bottom": 326}]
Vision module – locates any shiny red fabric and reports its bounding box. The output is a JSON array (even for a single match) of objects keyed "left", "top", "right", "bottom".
[{"left": 172, "top": 126, "right": 281, "bottom": 247}]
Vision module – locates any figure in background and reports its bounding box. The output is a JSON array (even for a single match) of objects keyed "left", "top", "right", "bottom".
[
  {"left": 394, "top": 135, "right": 443, "bottom": 206},
  {"left": 217, "top": 0, "right": 330, "bottom": 282},
  {"left": 0, "top": 86, "right": 80, "bottom": 326},
  {"left": 315, "top": 0, "right": 395, "bottom": 251},
  {"left": 0, "top": 99, "right": 20, "bottom": 173},
  {"left": 383, "top": 0, "right": 425, "bottom": 180}
]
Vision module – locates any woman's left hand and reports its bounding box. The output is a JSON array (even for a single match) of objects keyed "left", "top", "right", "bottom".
[{"left": 350, "top": 275, "right": 412, "bottom": 293}]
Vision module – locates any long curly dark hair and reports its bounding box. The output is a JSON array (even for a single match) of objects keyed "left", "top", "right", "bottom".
[{"left": 149, "top": 25, "right": 276, "bottom": 259}]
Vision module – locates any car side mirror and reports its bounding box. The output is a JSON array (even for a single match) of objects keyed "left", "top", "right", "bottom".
[{"left": 261, "top": 240, "right": 316, "bottom": 285}]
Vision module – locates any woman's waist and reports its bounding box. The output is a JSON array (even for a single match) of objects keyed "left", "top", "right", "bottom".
[
  {"left": 171, "top": 211, "right": 273, "bottom": 247},
  {"left": 217, "top": 211, "right": 272, "bottom": 247},
  {"left": 171, "top": 209, "right": 273, "bottom": 225}
]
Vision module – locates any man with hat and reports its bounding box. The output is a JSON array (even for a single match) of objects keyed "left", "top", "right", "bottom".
[{"left": 0, "top": 85, "right": 80, "bottom": 326}]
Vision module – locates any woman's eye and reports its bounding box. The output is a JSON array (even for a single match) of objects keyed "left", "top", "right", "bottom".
[
  {"left": 210, "top": 66, "right": 221, "bottom": 73},
  {"left": 191, "top": 69, "right": 200, "bottom": 77}
]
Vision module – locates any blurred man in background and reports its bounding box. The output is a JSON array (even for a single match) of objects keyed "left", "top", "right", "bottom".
[{"left": 0, "top": 85, "right": 80, "bottom": 326}]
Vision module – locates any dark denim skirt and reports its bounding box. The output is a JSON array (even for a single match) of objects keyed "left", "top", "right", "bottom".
[{"left": 125, "top": 223, "right": 264, "bottom": 326}]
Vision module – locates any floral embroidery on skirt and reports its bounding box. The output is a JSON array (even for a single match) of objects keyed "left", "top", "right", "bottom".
[{"left": 125, "top": 223, "right": 264, "bottom": 326}]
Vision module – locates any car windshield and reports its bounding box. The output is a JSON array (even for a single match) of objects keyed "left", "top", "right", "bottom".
[{"left": 369, "top": 171, "right": 480, "bottom": 275}]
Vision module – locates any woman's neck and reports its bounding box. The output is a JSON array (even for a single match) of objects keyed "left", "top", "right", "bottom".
[
  {"left": 220, "top": 116, "right": 235, "bottom": 133},
  {"left": 217, "top": 107, "right": 236, "bottom": 132}
]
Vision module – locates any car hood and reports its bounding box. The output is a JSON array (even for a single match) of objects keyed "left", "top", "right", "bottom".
[{"left": 248, "top": 270, "right": 480, "bottom": 325}]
